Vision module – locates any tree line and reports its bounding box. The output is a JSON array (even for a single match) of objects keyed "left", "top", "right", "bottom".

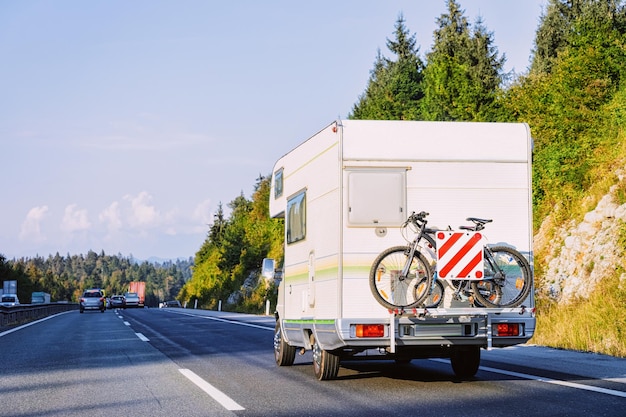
[{"left": 0, "top": 251, "right": 191, "bottom": 307}]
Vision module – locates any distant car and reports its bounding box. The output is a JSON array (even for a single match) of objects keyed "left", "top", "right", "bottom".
[
  {"left": 109, "top": 295, "right": 126, "bottom": 309},
  {"left": 80, "top": 289, "right": 105, "bottom": 313},
  {"left": 161, "top": 300, "right": 182, "bottom": 308},
  {"left": 124, "top": 292, "right": 140, "bottom": 308},
  {"left": 0, "top": 294, "right": 20, "bottom": 307}
]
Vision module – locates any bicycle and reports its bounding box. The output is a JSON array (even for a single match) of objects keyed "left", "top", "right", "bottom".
[
  {"left": 368, "top": 211, "right": 435, "bottom": 310},
  {"left": 369, "top": 212, "right": 533, "bottom": 310}
]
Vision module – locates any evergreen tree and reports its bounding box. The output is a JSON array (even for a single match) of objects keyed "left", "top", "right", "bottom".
[
  {"left": 210, "top": 202, "right": 226, "bottom": 244},
  {"left": 531, "top": 0, "right": 572, "bottom": 75},
  {"left": 531, "top": 0, "right": 626, "bottom": 76},
  {"left": 350, "top": 14, "right": 424, "bottom": 120},
  {"left": 421, "top": 0, "right": 505, "bottom": 121}
]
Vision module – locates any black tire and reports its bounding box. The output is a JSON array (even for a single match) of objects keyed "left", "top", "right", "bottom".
[
  {"left": 369, "top": 246, "right": 433, "bottom": 310},
  {"left": 274, "top": 321, "right": 296, "bottom": 367},
  {"left": 312, "top": 338, "right": 340, "bottom": 381},
  {"left": 450, "top": 346, "right": 481, "bottom": 378},
  {"left": 472, "top": 246, "right": 532, "bottom": 308},
  {"left": 419, "top": 278, "right": 445, "bottom": 308}
]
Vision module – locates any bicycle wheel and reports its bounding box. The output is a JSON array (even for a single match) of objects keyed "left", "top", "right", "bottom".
[
  {"left": 471, "top": 246, "right": 532, "bottom": 308},
  {"left": 369, "top": 246, "right": 433, "bottom": 310},
  {"left": 418, "top": 277, "right": 444, "bottom": 308}
]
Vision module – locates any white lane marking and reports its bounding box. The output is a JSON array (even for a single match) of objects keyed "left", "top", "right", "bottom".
[
  {"left": 179, "top": 368, "right": 245, "bottom": 411},
  {"left": 480, "top": 365, "right": 626, "bottom": 398},
  {"left": 123, "top": 321, "right": 131, "bottom": 326},
  {"left": 163, "top": 310, "right": 272, "bottom": 331},
  {"left": 135, "top": 332, "right": 149, "bottom": 342},
  {"left": 431, "top": 359, "right": 626, "bottom": 398},
  {"left": 0, "top": 311, "right": 74, "bottom": 337}
]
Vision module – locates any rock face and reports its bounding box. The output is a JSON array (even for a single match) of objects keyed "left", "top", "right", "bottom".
[{"left": 535, "top": 184, "right": 626, "bottom": 304}]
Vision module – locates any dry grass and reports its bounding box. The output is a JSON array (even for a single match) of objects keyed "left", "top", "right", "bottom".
[{"left": 533, "top": 257, "right": 626, "bottom": 357}]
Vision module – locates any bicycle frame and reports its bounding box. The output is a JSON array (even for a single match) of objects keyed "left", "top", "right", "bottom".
[{"left": 400, "top": 215, "right": 430, "bottom": 280}]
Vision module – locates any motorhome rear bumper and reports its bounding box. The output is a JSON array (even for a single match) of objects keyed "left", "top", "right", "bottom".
[{"left": 282, "top": 310, "right": 535, "bottom": 352}]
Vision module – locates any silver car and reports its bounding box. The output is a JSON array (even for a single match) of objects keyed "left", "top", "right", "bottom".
[
  {"left": 109, "top": 295, "right": 126, "bottom": 309},
  {"left": 124, "top": 292, "right": 140, "bottom": 308},
  {"left": 80, "top": 289, "right": 105, "bottom": 313}
]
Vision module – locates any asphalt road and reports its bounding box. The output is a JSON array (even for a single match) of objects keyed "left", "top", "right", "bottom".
[{"left": 1, "top": 308, "right": 625, "bottom": 416}]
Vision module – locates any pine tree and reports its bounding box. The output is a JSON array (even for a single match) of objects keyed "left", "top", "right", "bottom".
[
  {"left": 531, "top": 0, "right": 626, "bottom": 76},
  {"left": 210, "top": 203, "right": 226, "bottom": 243},
  {"left": 350, "top": 14, "right": 424, "bottom": 120},
  {"left": 421, "top": 0, "right": 505, "bottom": 121}
]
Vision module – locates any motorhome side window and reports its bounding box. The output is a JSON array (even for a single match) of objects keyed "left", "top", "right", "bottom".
[
  {"left": 286, "top": 190, "right": 306, "bottom": 244},
  {"left": 274, "top": 168, "right": 283, "bottom": 199},
  {"left": 347, "top": 168, "right": 406, "bottom": 226}
]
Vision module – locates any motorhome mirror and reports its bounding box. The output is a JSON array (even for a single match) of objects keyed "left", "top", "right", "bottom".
[{"left": 261, "top": 258, "right": 275, "bottom": 279}]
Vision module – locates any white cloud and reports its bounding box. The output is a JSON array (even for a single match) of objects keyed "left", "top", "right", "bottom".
[
  {"left": 191, "top": 199, "right": 213, "bottom": 233},
  {"left": 192, "top": 199, "right": 213, "bottom": 223},
  {"left": 99, "top": 201, "right": 122, "bottom": 232},
  {"left": 60, "top": 204, "right": 91, "bottom": 233},
  {"left": 125, "top": 191, "right": 161, "bottom": 229},
  {"left": 19, "top": 206, "right": 49, "bottom": 243}
]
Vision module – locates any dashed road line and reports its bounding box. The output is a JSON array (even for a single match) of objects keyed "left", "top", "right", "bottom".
[{"left": 179, "top": 368, "right": 245, "bottom": 411}]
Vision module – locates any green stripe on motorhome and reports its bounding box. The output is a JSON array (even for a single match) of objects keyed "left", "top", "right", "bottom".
[
  {"left": 284, "top": 319, "right": 335, "bottom": 325},
  {"left": 283, "top": 263, "right": 372, "bottom": 282}
]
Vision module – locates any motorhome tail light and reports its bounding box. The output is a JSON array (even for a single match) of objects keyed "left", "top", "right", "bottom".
[
  {"left": 496, "top": 323, "right": 520, "bottom": 337},
  {"left": 355, "top": 324, "right": 385, "bottom": 338}
]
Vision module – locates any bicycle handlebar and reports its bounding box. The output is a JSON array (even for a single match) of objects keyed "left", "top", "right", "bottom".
[{"left": 405, "top": 211, "right": 429, "bottom": 227}]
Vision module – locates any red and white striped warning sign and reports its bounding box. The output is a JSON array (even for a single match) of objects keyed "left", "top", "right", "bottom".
[{"left": 436, "top": 231, "right": 484, "bottom": 279}]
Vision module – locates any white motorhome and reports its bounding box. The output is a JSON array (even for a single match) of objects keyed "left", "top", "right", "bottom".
[{"left": 264, "top": 119, "right": 536, "bottom": 380}]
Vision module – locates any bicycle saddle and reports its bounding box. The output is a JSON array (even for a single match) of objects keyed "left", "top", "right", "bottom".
[{"left": 460, "top": 217, "right": 492, "bottom": 231}]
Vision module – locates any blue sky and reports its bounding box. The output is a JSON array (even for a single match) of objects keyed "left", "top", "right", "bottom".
[{"left": 0, "top": 0, "right": 546, "bottom": 261}]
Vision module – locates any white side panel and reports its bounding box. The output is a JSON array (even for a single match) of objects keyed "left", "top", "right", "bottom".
[{"left": 273, "top": 122, "right": 342, "bottom": 320}]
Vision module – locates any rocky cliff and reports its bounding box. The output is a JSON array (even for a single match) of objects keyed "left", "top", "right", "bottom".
[{"left": 535, "top": 176, "right": 626, "bottom": 303}]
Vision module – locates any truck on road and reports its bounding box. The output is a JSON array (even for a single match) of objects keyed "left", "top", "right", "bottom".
[
  {"left": 263, "top": 119, "right": 536, "bottom": 380},
  {"left": 31, "top": 292, "right": 51, "bottom": 304}
]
